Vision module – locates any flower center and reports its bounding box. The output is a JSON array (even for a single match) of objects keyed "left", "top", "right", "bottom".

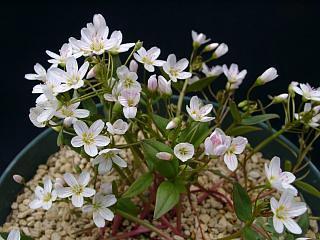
[
  {"left": 43, "top": 192, "right": 52, "bottom": 202},
  {"left": 179, "top": 148, "right": 189, "bottom": 156},
  {"left": 67, "top": 75, "right": 80, "bottom": 86},
  {"left": 90, "top": 40, "right": 104, "bottom": 51},
  {"left": 61, "top": 108, "right": 74, "bottom": 117},
  {"left": 72, "top": 184, "right": 84, "bottom": 195},
  {"left": 82, "top": 132, "right": 95, "bottom": 145},
  {"left": 103, "top": 152, "right": 116, "bottom": 159},
  {"left": 275, "top": 205, "right": 286, "bottom": 219},
  {"left": 142, "top": 56, "right": 153, "bottom": 65},
  {"left": 169, "top": 68, "right": 179, "bottom": 77}
]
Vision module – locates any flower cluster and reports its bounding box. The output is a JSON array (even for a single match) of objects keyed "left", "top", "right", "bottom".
[{"left": 10, "top": 13, "right": 318, "bottom": 240}]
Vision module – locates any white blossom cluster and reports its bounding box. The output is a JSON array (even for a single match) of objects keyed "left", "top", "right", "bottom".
[{"left": 14, "top": 13, "right": 316, "bottom": 239}]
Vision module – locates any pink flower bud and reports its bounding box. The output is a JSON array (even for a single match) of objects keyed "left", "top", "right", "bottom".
[
  {"left": 129, "top": 60, "right": 138, "bottom": 72},
  {"left": 166, "top": 117, "right": 181, "bottom": 130},
  {"left": 13, "top": 174, "right": 25, "bottom": 184},
  {"left": 156, "top": 152, "right": 173, "bottom": 161},
  {"left": 147, "top": 74, "right": 158, "bottom": 92},
  {"left": 87, "top": 65, "right": 97, "bottom": 79}
]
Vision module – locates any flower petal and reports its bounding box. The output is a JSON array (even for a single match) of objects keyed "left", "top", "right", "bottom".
[
  {"left": 283, "top": 218, "right": 302, "bottom": 234},
  {"left": 74, "top": 120, "right": 89, "bottom": 136},
  {"left": 223, "top": 153, "right": 238, "bottom": 171}
]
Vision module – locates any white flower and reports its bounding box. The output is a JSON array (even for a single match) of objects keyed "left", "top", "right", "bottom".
[
  {"left": 186, "top": 96, "right": 214, "bottom": 122},
  {"left": 70, "top": 14, "right": 111, "bottom": 56},
  {"left": 118, "top": 89, "right": 140, "bottom": 119},
  {"left": 156, "top": 152, "right": 173, "bottom": 161},
  {"left": 103, "top": 78, "right": 121, "bottom": 102},
  {"left": 2, "top": 229, "right": 20, "bottom": 240},
  {"left": 29, "top": 106, "right": 46, "bottom": 128},
  {"left": 25, "top": 63, "right": 47, "bottom": 81},
  {"left": 270, "top": 190, "right": 307, "bottom": 234},
  {"left": 52, "top": 57, "right": 89, "bottom": 92},
  {"left": 82, "top": 193, "right": 116, "bottom": 227},
  {"left": 293, "top": 83, "right": 320, "bottom": 101},
  {"left": 29, "top": 176, "right": 57, "bottom": 210},
  {"left": 55, "top": 102, "right": 90, "bottom": 127},
  {"left": 223, "top": 64, "right": 247, "bottom": 90},
  {"left": 212, "top": 43, "right": 228, "bottom": 59},
  {"left": 174, "top": 143, "right": 195, "bottom": 162},
  {"left": 134, "top": 47, "right": 165, "bottom": 72},
  {"left": 46, "top": 43, "right": 81, "bottom": 67},
  {"left": 106, "top": 119, "right": 129, "bottom": 135},
  {"left": 92, "top": 148, "right": 127, "bottom": 174},
  {"left": 202, "top": 63, "right": 223, "bottom": 77},
  {"left": 71, "top": 120, "right": 110, "bottom": 157},
  {"left": 57, "top": 171, "right": 96, "bottom": 207},
  {"left": 34, "top": 93, "right": 59, "bottom": 123},
  {"left": 205, "top": 128, "right": 230, "bottom": 156},
  {"left": 191, "top": 30, "right": 210, "bottom": 47},
  {"left": 256, "top": 67, "right": 278, "bottom": 85},
  {"left": 107, "top": 31, "right": 135, "bottom": 54},
  {"left": 147, "top": 74, "right": 158, "bottom": 92},
  {"left": 273, "top": 93, "right": 289, "bottom": 103},
  {"left": 157, "top": 75, "right": 172, "bottom": 96},
  {"left": 163, "top": 54, "right": 192, "bottom": 82},
  {"left": 265, "top": 156, "right": 297, "bottom": 195},
  {"left": 294, "top": 103, "right": 320, "bottom": 128},
  {"left": 204, "top": 128, "right": 247, "bottom": 171},
  {"left": 87, "top": 65, "right": 98, "bottom": 79},
  {"left": 116, "top": 65, "right": 141, "bottom": 91}
]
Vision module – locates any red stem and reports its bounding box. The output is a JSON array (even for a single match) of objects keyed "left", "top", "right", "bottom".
[
  {"left": 108, "top": 225, "right": 164, "bottom": 240},
  {"left": 111, "top": 215, "right": 123, "bottom": 236},
  {"left": 197, "top": 181, "right": 223, "bottom": 204},
  {"left": 176, "top": 195, "right": 182, "bottom": 234},
  {"left": 160, "top": 215, "right": 184, "bottom": 237}
]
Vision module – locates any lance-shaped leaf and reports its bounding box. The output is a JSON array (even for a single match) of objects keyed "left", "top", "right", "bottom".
[
  {"left": 122, "top": 172, "right": 153, "bottom": 198},
  {"left": 154, "top": 181, "right": 180, "bottom": 219},
  {"left": 232, "top": 182, "right": 253, "bottom": 222},
  {"left": 295, "top": 180, "right": 320, "bottom": 198},
  {"left": 241, "top": 114, "right": 279, "bottom": 125},
  {"left": 186, "top": 76, "right": 218, "bottom": 92},
  {"left": 227, "top": 126, "right": 262, "bottom": 136}
]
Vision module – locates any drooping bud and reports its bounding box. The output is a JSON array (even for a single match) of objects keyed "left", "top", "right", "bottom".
[
  {"left": 156, "top": 152, "right": 173, "bottom": 161},
  {"left": 13, "top": 174, "right": 25, "bottom": 184},
  {"left": 212, "top": 43, "right": 228, "bottom": 59},
  {"left": 272, "top": 93, "right": 289, "bottom": 103},
  {"left": 203, "top": 43, "right": 219, "bottom": 52},
  {"left": 135, "top": 40, "right": 143, "bottom": 51},
  {"left": 255, "top": 67, "right": 278, "bottom": 85},
  {"left": 129, "top": 60, "right": 138, "bottom": 73},
  {"left": 166, "top": 117, "right": 181, "bottom": 130},
  {"left": 158, "top": 76, "right": 172, "bottom": 96},
  {"left": 147, "top": 74, "right": 158, "bottom": 92},
  {"left": 87, "top": 65, "right": 98, "bottom": 79}
]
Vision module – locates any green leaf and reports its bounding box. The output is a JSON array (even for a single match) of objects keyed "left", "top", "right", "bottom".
[
  {"left": 241, "top": 114, "right": 279, "bottom": 125},
  {"left": 57, "top": 128, "right": 64, "bottom": 147},
  {"left": 229, "top": 101, "right": 242, "bottom": 123},
  {"left": 232, "top": 182, "right": 253, "bottom": 222},
  {"left": 122, "top": 172, "right": 153, "bottom": 198},
  {"left": 81, "top": 98, "right": 97, "bottom": 115},
  {"left": 178, "top": 122, "right": 210, "bottom": 148},
  {"left": 116, "top": 198, "right": 139, "bottom": 216},
  {"left": 186, "top": 76, "right": 217, "bottom": 92},
  {"left": 154, "top": 181, "right": 180, "bottom": 219},
  {"left": 227, "top": 126, "right": 262, "bottom": 136},
  {"left": 242, "top": 226, "right": 261, "bottom": 240},
  {"left": 295, "top": 180, "right": 320, "bottom": 198},
  {"left": 297, "top": 212, "right": 309, "bottom": 235},
  {"left": 152, "top": 114, "right": 169, "bottom": 137}
]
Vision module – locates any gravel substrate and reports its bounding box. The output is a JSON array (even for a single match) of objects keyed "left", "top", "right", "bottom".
[{"left": 0, "top": 147, "right": 318, "bottom": 239}]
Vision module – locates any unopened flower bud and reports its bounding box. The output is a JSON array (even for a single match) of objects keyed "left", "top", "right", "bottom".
[
  {"left": 289, "top": 81, "right": 298, "bottom": 95},
  {"left": 212, "top": 43, "right": 228, "bottom": 59},
  {"left": 13, "top": 174, "right": 25, "bottom": 184},
  {"left": 54, "top": 177, "right": 65, "bottom": 189},
  {"left": 272, "top": 93, "right": 289, "bottom": 103},
  {"left": 238, "top": 100, "right": 249, "bottom": 108},
  {"left": 156, "top": 152, "right": 173, "bottom": 161},
  {"left": 158, "top": 76, "right": 172, "bottom": 96},
  {"left": 147, "top": 74, "right": 158, "bottom": 92},
  {"left": 256, "top": 67, "right": 278, "bottom": 85},
  {"left": 203, "top": 43, "right": 219, "bottom": 52},
  {"left": 166, "top": 117, "right": 181, "bottom": 130},
  {"left": 135, "top": 40, "right": 143, "bottom": 50},
  {"left": 86, "top": 65, "right": 98, "bottom": 79},
  {"left": 129, "top": 60, "right": 138, "bottom": 73}
]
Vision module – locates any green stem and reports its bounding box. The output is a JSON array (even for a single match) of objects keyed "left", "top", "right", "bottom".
[
  {"left": 176, "top": 78, "right": 189, "bottom": 117},
  {"left": 215, "top": 229, "right": 242, "bottom": 240},
  {"left": 116, "top": 209, "right": 173, "bottom": 240}
]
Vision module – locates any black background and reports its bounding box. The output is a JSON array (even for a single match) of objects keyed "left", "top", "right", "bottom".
[{"left": 1, "top": 0, "right": 320, "bottom": 173}]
